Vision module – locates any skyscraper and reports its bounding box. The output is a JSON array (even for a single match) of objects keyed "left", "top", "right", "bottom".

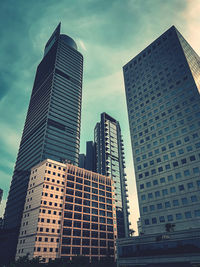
[
  {"left": 94, "top": 113, "right": 129, "bottom": 238},
  {"left": 3, "top": 23, "right": 83, "bottom": 258},
  {"left": 123, "top": 26, "right": 200, "bottom": 235},
  {"left": 78, "top": 141, "right": 96, "bottom": 171}
]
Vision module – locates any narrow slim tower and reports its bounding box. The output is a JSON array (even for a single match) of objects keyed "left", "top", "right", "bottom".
[
  {"left": 123, "top": 26, "right": 200, "bottom": 235},
  {"left": 94, "top": 113, "right": 129, "bottom": 238},
  {"left": 3, "top": 23, "right": 83, "bottom": 260}
]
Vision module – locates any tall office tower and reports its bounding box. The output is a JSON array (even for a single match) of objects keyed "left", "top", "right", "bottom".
[
  {"left": 94, "top": 113, "right": 129, "bottom": 238},
  {"left": 78, "top": 154, "right": 86, "bottom": 168},
  {"left": 3, "top": 23, "right": 83, "bottom": 258},
  {"left": 15, "top": 159, "right": 117, "bottom": 263},
  {"left": 79, "top": 141, "right": 96, "bottom": 171},
  {"left": 123, "top": 26, "right": 200, "bottom": 235},
  {"left": 85, "top": 141, "right": 96, "bottom": 171}
]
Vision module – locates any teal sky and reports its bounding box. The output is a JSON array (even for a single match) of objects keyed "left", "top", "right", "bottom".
[{"left": 0, "top": 0, "right": 200, "bottom": 232}]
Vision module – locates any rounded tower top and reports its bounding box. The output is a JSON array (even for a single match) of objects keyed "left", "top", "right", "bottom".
[{"left": 60, "top": 34, "right": 77, "bottom": 50}]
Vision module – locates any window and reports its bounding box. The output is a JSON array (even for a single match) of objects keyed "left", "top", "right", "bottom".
[
  {"left": 191, "top": 195, "right": 197, "bottom": 202},
  {"left": 143, "top": 207, "right": 148, "bottom": 213},
  {"left": 187, "top": 182, "right": 194, "bottom": 189},
  {"left": 150, "top": 205, "right": 155, "bottom": 211},
  {"left": 170, "top": 187, "right": 176, "bottom": 193},
  {"left": 160, "top": 177, "right": 165, "bottom": 183},
  {"left": 165, "top": 201, "right": 171, "bottom": 208},
  {"left": 176, "top": 213, "right": 182, "bottom": 220},
  {"left": 194, "top": 210, "right": 200, "bottom": 217},
  {"left": 147, "top": 193, "right": 153, "bottom": 199},
  {"left": 152, "top": 218, "right": 157, "bottom": 224},
  {"left": 193, "top": 167, "right": 200, "bottom": 174},
  {"left": 167, "top": 215, "right": 173, "bottom": 221},
  {"left": 173, "top": 200, "right": 179, "bottom": 206},
  {"left": 159, "top": 216, "right": 165, "bottom": 222},
  {"left": 157, "top": 203, "right": 162, "bottom": 209},
  {"left": 144, "top": 219, "right": 149, "bottom": 225},
  {"left": 185, "top": 211, "right": 192, "bottom": 218},
  {"left": 153, "top": 180, "right": 158, "bottom": 185},
  {"left": 162, "top": 189, "right": 168, "bottom": 196},
  {"left": 182, "top": 197, "right": 188, "bottom": 205},
  {"left": 179, "top": 185, "right": 184, "bottom": 191},
  {"left": 168, "top": 175, "right": 173, "bottom": 181}
]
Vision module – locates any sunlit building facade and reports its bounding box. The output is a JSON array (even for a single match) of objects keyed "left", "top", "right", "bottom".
[{"left": 16, "top": 159, "right": 117, "bottom": 263}]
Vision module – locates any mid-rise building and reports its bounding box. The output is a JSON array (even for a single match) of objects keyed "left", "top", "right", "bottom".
[
  {"left": 123, "top": 25, "right": 200, "bottom": 235},
  {"left": 94, "top": 113, "right": 129, "bottom": 238},
  {"left": 16, "top": 159, "right": 117, "bottom": 263},
  {"left": 3, "top": 23, "right": 83, "bottom": 260}
]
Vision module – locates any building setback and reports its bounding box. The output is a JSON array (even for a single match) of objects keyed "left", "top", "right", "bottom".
[
  {"left": 16, "top": 159, "right": 117, "bottom": 263},
  {"left": 3, "top": 23, "right": 83, "bottom": 259},
  {"left": 94, "top": 113, "right": 129, "bottom": 238}
]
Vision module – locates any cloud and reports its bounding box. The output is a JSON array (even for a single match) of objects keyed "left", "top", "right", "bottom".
[
  {"left": 78, "top": 39, "right": 87, "bottom": 51},
  {"left": 0, "top": 199, "right": 6, "bottom": 218},
  {"left": 182, "top": 0, "right": 200, "bottom": 54},
  {"left": 1, "top": 0, "right": 200, "bottom": 234}
]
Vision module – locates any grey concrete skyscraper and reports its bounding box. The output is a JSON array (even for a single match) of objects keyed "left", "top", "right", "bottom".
[
  {"left": 123, "top": 26, "right": 200, "bottom": 235},
  {"left": 3, "top": 23, "right": 83, "bottom": 261},
  {"left": 94, "top": 113, "right": 129, "bottom": 238}
]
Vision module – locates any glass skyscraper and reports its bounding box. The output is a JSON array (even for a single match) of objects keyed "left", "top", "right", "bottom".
[
  {"left": 123, "top": 26, "right": 200, "bottom": 234},
  {"left": 3, "top": 23, "right": 83, "bottom": 258},
  {"left": 94, "top": 113, "right": 129, "bottom": 238}
]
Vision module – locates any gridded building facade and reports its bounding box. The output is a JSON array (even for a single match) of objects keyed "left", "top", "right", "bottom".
[
  {"left": 4, "top": 23, "right": 83, "bottom": 259},
  {"left": 94, "top": 113, "right": 129, "bottom": 238},
  {"left": 16, "top": 159, "right": 117, "bottom": 263},
  {"left": 123, "top": 26, "right": 200, "bottom": 234}
]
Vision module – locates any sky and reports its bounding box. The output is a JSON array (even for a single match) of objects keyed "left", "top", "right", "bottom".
[{"left": 0, "top": 0, "right": 200, "bottom": 233}]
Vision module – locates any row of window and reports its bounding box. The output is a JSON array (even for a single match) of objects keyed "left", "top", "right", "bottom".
[
  {"left": 42, "top": 192, "right": 63, "bottom": 199},
  {"left": 63, "top": 215, "right": 113, "bottom": 224},
  {"left": 133, "top": 106, "right": 199, "bottom": 134},
  {"left": 62, "top": 238, "right": 114, "bottom": 247},
  {"left": 139, "top": 172, "right": 200, "bottom": 189},
  {"left": 62, "top": 228, "right": 114, "bottom": 239},
  {"left": 38, "top": 218, "right": 61, "bottom": 224},
  {"left": 144, "top": 209, "right": 200, "bottom": 225},
  {"left": 39, "top": 209, "right": 62, "bottom": 216},
  {"left": 130, "top": 92, "right": 197, "bottom": 128},
  {"left": 127, "top": 73, "right": 190, "bottom": 110},
  {"left": 141, "top": 181, "right": 200, "bottom": 201},
  {"left": 142, "top": 195, "right": 199, "bottom": 213},
  {"left": 44, "top": 177, "right": 65, "bottom": 184},
  {"left": 65, "top": 194, "right": 113, "bottom": 206},
  {"left": 138, "top": 165, "right": 200, "bottom": 180},
  {"left": 66, "top": 189, "right": 112, "bottom": 200},
  {"left": 137, "top": 155, "right": 198, "bottom": 173},
  {"left": 41, "top": 200, "right": 63, "bottom": 208},
  {"left": 61, "top": 246, "right": 114, "bottom": 255},
  {"left": 43, "top": 184, "right": 64, "bottom": 192},
  {"left": 37, "top": 227, "right": 60, "bottom": 233},
  {"left": 128, "top": 76, "right": 188, "bottom": 105}
]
